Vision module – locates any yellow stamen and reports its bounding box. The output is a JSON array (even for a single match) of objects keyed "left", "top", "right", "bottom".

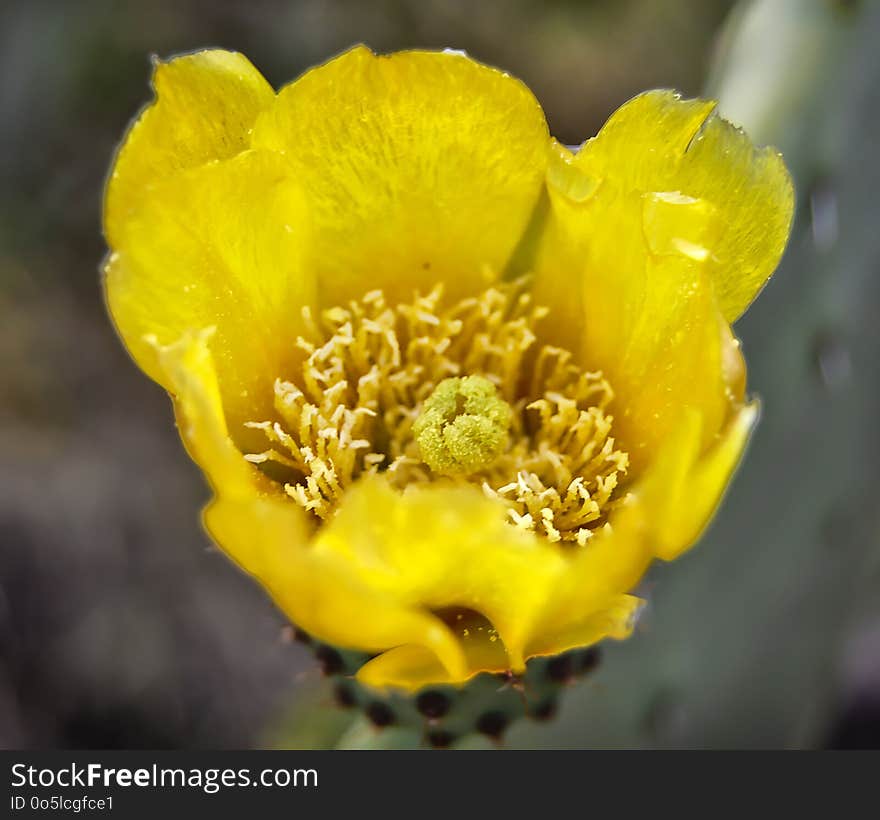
[{"left": 244, "top": 281, "right": 629, "bottom": 544}]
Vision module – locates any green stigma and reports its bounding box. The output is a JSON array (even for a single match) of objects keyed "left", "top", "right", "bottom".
[{"left": 413, "top": 375, "right": 512, "bottom": 475}]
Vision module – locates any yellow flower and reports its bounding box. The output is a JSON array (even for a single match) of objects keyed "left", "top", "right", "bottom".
[{"left": 103, "top": 46, "right": 793, "bottom": 694}]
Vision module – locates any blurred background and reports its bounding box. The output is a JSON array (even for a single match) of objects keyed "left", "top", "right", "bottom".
[{"left": 1, "top": 0, "right": 877, "bottom": 749}]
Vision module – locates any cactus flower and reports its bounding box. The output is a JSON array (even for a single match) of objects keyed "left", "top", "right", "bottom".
[{"left": 103, "top": 47, "right": 793, "bottom": 707}]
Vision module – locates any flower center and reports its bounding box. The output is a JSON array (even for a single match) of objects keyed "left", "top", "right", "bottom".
[
  {"left": 244, "top": 280, "right": 629, "bottom": 545},
  {"left": 413, "top": 376, "right": 512, "bottom": 475}
]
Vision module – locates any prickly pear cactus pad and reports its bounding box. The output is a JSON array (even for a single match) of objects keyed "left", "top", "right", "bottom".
[{"left": 102, "top": 46, "right": 793, "bottom": 745}]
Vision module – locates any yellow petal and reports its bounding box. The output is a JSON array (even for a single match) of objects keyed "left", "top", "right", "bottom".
[
  {"left": 536, "top": 156, "right": 741, "bottom": 469},
  {"left": 147, "top": 327, "right": 284, "bottom": 501},
  {"left": 105, "top": 150, "right": 316, "bottom": 447},
  {"left": 105, "top": 50, "right": 274, "bottom": 246},
  {"left": 153, "top": 328, "right": 469, "bottom": 680},
  {"left": 654, "top": 402, "right": 758, "bottom": 560},
  {"left": 533, "top": 92, "right": 790, "bottom": 467},
  {"left": 357, "top": 612, "right": 511, "bottom": 691},
  {"left": 350, "top": 399, "right": 751, "bottom": 686},
  {"left": 357, "top": 595, "right": 641, "bottom": 691},
  {"left": 207, "top": 495, "right": 468, "bottom": 680},
  {"left": 251, "top": 46, "right": 550, "bottom": 305},
  {"left": 526, "top": 406, "right": 701, "bottom": 655},
  {"left": 574, "top": 90, "right": 794, "bottom": 322},
  {"left": 310, "top": 476, "right": 567, "bottom": 672},
  {"left": 523, "top": 595, "right": 643, "bottom": 660}
]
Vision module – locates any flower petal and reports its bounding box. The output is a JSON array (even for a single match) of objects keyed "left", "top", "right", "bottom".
[
  {"left": 153, "top": 329, "right": 469, "bottom": 680},
  {"left": 535, "top": 157, "right": 742, "bottom": 469},
  {"left": 357, "top": 615, "right": 511, "bottom": 691},
  {"left": 310, "top": 476, "right": 567, "bottom": 672},
  {"left": 149, "top": 327, "right": 263, "bottom": 495},
  {"left": 654, "top": 402, "right": 758, "bottom": 560},
  {"left": 350, "top": 399, "right": 753, "bottom": 685},
  {"left": 357, "top": 595, "right": 641, "bottom": 691},
  {"left": 523, "top": 595, "right": 642, "bottom": 660},
  {"left": 527, "top": 405, "right": 704, "bottom": 653},
  {"left": 105, "top": 50, "right": 274, "bottom": 246},
  {"left": 207, "top": 495, "right": 468, "bottom": 681},
  {"left": 535, "top": 436, "right": 680, "bottom": 630},
  {"left": 105, "top": 150, "right": 316, "bottom": 447},
  {"left": 573, "top": 90, "right": 794, "bottom": 322},
  {"left": 251, "top": 46, "right": 551, "bottom": 305}
]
